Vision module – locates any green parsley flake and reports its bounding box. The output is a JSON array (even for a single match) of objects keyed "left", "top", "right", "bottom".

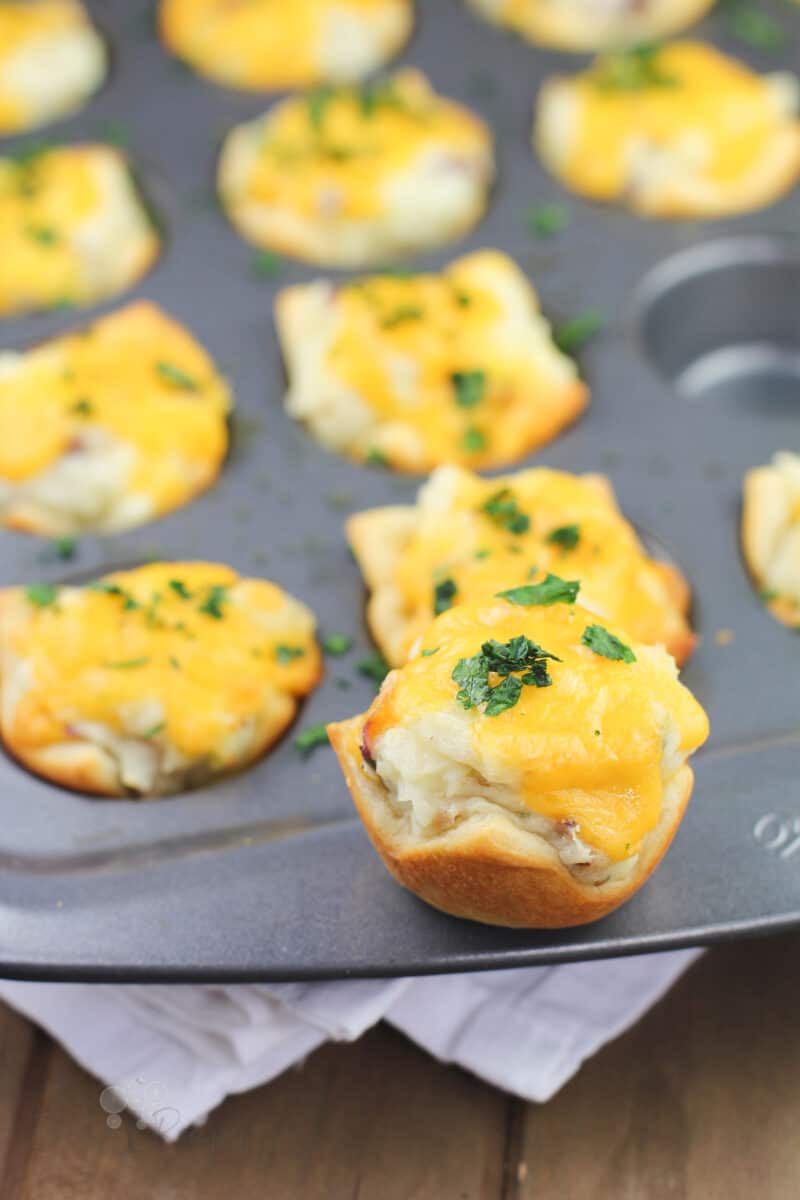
[
  {"left": 294, "top": 723, "right": 330, "bottom": 755},
  {"left": 70, "top": 397, "right": 93, "bottom": 417},
  {"left": 462, "top": 427, "right": 487, "bottom": 454},
  {"left": 275, "top": 644, "right": 306, "bottom": 664},
  {"left": 727, "top": 4, "right": 786, "bottom": 50},
  {"left": 357, "top": 651, "right": 389, "bottom": 685},
  {"left": 547, "top": 524, "right": 581, "bottom": 552},
  {"left": 433, "top": 577, "right": 458, "bottom": 616},
  {"left": 365, "top": 448, "right": 389, "bottom": 468},
  {"left": 88, "top": 582, "right": 140, "bottom": 610},
  {"left": 452, "top": 635, "right": 560, "bottom": 717},
  {"left": 143, "top": 722, "right": 165, "bottom": 739},
  {"left": 421, "top": 647, "right": 439, "bottom": 657},
  {"left": 53, "top": 536, "right": 77, "bottom": 561},
  {"left": 525, "top": 203, "right": 570, "bottom": 238},
  {"left": 381, "top": 305, "right": 424, "bottom": 329},
  {"left": 26, "top": 583, "right": 58, "bottom": 608},
  {"left": 168, "top": 579, "right": 192, "bottom": 599},
  {"left": 27, "top": 225, "right": 59, "bottom": 246},
  {"left": 581, "top": 624, "right": 636, "bottom": 663},
  {"left": 156, "top": 361, "right": 199, "bottom": 392},
  {"left": 253, "top": 249, "right": 283, "bottom": 278},
  {"left": 198, "top": 585, "right": 229, "bottom": 620},
  {"left": 169, "top": 656, "right": 181, "bottom": 670},
  {"left": 104, "top": 657, "right": 150, "bottom": 669},
  {"left": 594, "top": 44, "right": 678, "bottom": 92},
  {"left": 554, "top": 309, "right": 605, "bottom": 355},
  {"left": 308, "top": 86, "right": 335, "bottom": 131},
  {"left": 497, "top": 573, "right": 580, "bottom": 607},
  {"left": 474, "top": 548, "right": 491, "bottom": 560},
  {"left": 452, "top": 370, "right": 487, "bottom": 409},
  {"left": 323, "top": 633, "right": 352, "bottom": 656},
  {"left": 481, "top": 488, "right": 530, "bottom": 535},
  {"left": 760, "top": 588, "right": 779, "bottom": 603}
]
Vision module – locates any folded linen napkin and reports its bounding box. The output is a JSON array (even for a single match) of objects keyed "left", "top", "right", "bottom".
[{"left": 0, "top": 949, "right": 699, "bottom": 1141}]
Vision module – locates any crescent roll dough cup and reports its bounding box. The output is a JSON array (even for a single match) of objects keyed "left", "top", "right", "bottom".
[
  {"left": 329, "top": 599, "right": 708, "bottom": 928},
  {"left": 464, "top": 0, "right": 715, "bottom": 52},
  {"left": 346, "top": 465, "right": 696, "bottom": 667},
  {"left": 0, "top": 563, "right": 322, "bottom": 798},
  {"left": 742, "top": 452, "right": 800, "bottom": 630}
]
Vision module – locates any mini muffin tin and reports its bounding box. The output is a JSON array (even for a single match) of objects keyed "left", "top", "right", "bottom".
[{"left": 0, "top": 0, "right": 798, "bottom": 981}]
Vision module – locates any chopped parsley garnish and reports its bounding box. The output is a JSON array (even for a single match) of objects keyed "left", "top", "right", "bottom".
[
  {"left": 27, "top": 225, "right": 59, "bottom": 246},
  {"left": 323, "top": 633, "right": 352, "bottom": 656},
  {"left": 88, "top": 582, "right": 140, "bottom": 610},
  {"left": 25, "top": 583, "right": 58, "bottom": 608},
  {"left": 554, "top": 309, "right": 605, "bottom": 354},
  {"left": 421, "top": 647, "right": 439, "bottom": 657},
  {"left": 253, "top": 249, "right": 284, "bottom": 278},
  {"left": 198, "top": 585, "right": 229, "bottom": 620},
  {"left": 547, "top": 524, "right": 581, "bottom": 552},
  {"left": 594, "top": 44, "right": 678, "bottom": 92},
  {"left": 381, "top": 305, "right": 424, "bottom": 329},
  {"left": 582, "top": 624, "right": 636, "bottom": 663},
  {"left": 168, "top": 579, "right": 192, "bottom": 599},
  {"left": 481, "top": 488, "right": 530, "bottom": 535},
  {"left": 308, "top": 86, "right": 335, "bottom": 131},
  {"left": 142, "top": 722, "right": 165, "bottom": 739},
  {"left": 357, "top": 651, "right": 389, "bottom": 685},
  {"left": 104, "top": 657, "right": 150, "bottom": 669},
  {"left": 462, "top": 427, "right": 486, "bottom": 454},
  {"left": 760, "top": 588, "right": 779, "bottom": 603},
  {"left": 474, "top": 548, "right": 491, "bottom": 560},
  {"left": 452, "top": 635, "right": 560, "bottom": 717},
  {"left": 365, "top": 447, "right": 389, "bottom": 468},
  {"left": 452, "top": 370, "right": 487, "bottom": 409},
  {"left": 294, "top": 723, "right": 330, "bottom": 755},
  {"left": 525, "top": 203, "right": 570, "bottom": 238},
  {"left": 275, "top": 644, "right": 306, "bottom": 664},
  {"left": 169, "top": 656, "right": 181, "bottom": 670},
  {"left": 454, "top": 289, "right": 472, "bottom": 308},
  {"left": 727, "top": 3, "right": 786, "bottom": 50},
  {"left": 497, "top": 573, "right": 580, "bottom": 607},
  {"left": 433, "top": 577, "right": 458, "bottom": 616},
  {"left": 156, "top": 361, "right": 199, "bottom": 392},
  {"left": 358, "top": 79, "right": 405, "bottom": 118},
  {"left": 52, "top": 536, "right": 77, "bottom": 561},
  {"left": 70, "top": 397, "right": 93, "bottom": 417}
]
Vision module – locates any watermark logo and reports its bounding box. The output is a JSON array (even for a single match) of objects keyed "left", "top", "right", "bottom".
[
  {"left": 99, "top": 1076, "right": 181, "bottom": 1136},
  {"left": 753, "top": 813, "right": 800, "bottom": 861}
]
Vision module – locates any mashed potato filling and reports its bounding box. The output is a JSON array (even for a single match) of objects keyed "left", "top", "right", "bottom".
[
  {"left": 0, "top": 302, "right": 230, "bottom": 534},
  {"left": 159, "top": 0, "right": 411, "bottom": 90},
  {"left": 537, "top": 42, "right": 800, "bottom": 209},
  {"left": 363, "top": 601, "right": 708, "bottom": 872},
  {"left": 279, "top": 252, "right": 584, "bottom": 470},
  {"left": 0, "top": 1, "right": 105, "bottom": 134},
  {"left": 363, "top": 465, "right": 693, "bottom": 663},
  {"left": 0, "top": 144, "right": 158, "bottom": 317},
  {"left": 1, "top": 563, "right": 321, "bottom": 790}
]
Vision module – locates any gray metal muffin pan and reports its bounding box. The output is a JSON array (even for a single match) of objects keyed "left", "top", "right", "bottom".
[{"left": 0, "top": 0, "right": 798, "bottom": 980}]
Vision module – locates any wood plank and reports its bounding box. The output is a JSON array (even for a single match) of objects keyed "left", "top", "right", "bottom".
[
  {"left": 0, "top": 1004, "right": 38, "bottom": 1180},
  {"left": 512, "top": 933, "right": 800, "bottom": 1200},
  {"left": 14, "top": 1023, "right": 507, "bottom": 1200}
]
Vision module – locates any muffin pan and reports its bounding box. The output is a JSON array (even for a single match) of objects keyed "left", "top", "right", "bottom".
[{"left": 0, "top": 0, "right": 798, "bottom": 980}]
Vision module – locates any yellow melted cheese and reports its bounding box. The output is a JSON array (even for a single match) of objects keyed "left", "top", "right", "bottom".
[
  {"left": 0, "top": 144, "right": 155, "bottom": 316},
  {"left": 0, "top": 1, "right": 90, "bottom": 131},
  {"left": 240, "top": 70, "right": 489, "bottom": 222},
  {"left": 326, "top": 252, "right": 581, "bottom": 469},
  {"left": 557, "top": 42, "right": 791, "bottom": 200},
  {"left": 367, "top": 601, "right": 709, "bottom": 861},
  {"left": 160, "top": 0, "right": 409, "bottom": 90},
  {"left": 0, "top": 302, "right": 230, "bottom": 517},
  {"left": 388, "top": 467, "right": 692, "bottom": 661},
  {"left": 6, "top": 563, "right": 321, "bottom": 761}
]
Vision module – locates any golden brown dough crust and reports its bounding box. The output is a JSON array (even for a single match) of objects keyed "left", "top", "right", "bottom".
[{"left": 329, "top": 714, "right": 693, "bottom": 928}]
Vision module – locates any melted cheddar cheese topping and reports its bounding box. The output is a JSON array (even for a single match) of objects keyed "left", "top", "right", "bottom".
[
  {"left": 546, "top": 42, "right": 799, "bottom": 202},
  {"left": 366, "top": 601, "right": 708, "bottom": 861},
  {"left": 387, "top": 466, "right": 693, "bottom": 661},
  {"left": 0, "top": 1, "right": 104, "bottom": 133},
  {"left": 283, "top": 251, "right": 583, "bottom": 471},
  {"left": 0, "top": 144, "right": 158, "bottom": 317},
  {"left": 231, "top": 70, "right": 490, "bottom": 223},
  {"left": 468, "top": 0, "right": 715, "bottom": 51},
  {"left": 4, "top": 563, "right": 321, "bottom": 762},
  {"left": 0, "top": 302, "right": 230, "bottom": 522},
  {"left": 159, "top": 0, "right": 411, "bottom": 91}
]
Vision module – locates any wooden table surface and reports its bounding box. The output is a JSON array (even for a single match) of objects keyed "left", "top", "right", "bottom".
[{"left": 0, "top": 932, "right": 798, "bottom": 1199}]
